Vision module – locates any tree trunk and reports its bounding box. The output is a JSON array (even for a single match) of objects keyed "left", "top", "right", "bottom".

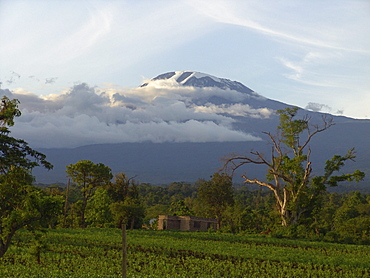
[
  {"left": 271, "top": 187, "right": 289, "bottom": 226},
  {"left": 280, "top": 201, "right": 290, "bottom": 226},
  {"left": 280, "top": 210, "right": 288, "bottom": 226},
  {"left": 0, "top": 232, "right": 14, "bottom": 258},
  {"left": 63, "top": 179, "right": 70, "bottom": 227},
  {"left": 81, "top": 197, "right": 88, "bottom": 228},
  {"left": 0, "top": 241, "right": 7, "bottom": 258},
  {"left": 130, "top": 217, "right": 135, "bottom": 231},
  {"left": 216, "top": 212, "right": 222, "bottom": 230}
]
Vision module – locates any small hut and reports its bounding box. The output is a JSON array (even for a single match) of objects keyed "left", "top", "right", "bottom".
[{"left": 157, "top": 215, "right": 217, "bottom": 231}]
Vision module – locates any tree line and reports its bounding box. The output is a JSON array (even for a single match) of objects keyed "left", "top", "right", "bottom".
[
  {"left": 0, "top": 96, "right": 368, "bottom": 259},
  {"left": 46, "top": 175, "right": 370, "bottom": 243}
]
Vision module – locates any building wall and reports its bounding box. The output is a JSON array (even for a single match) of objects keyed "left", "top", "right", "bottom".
[{"left": 157, "top": 215, "right": 217, "bottom": 231}]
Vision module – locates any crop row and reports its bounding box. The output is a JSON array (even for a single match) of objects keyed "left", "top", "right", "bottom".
[{"left": 1, "top": 229, "right": 369, "bottom": 277}]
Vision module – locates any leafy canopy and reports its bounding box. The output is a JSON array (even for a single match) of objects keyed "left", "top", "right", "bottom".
[{"left": 0, "top": 96, "right": 62, "bottom": 258}]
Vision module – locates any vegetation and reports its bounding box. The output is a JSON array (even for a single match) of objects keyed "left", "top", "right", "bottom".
[
  {"left": 107, "top": 173, "right": 145, "bottom": 230},
  {"left": 197, "top": 173, "right": 234, "bottom": 228},
  {"left": 224, "top": 107, "right": 365, "bottom": 226},
  {"left": 66, "top": 160, "right": 113, "bottom": 228},
  {"left": 0, "top": 97, "right": 369, "bottom": 276},
  {"left": 0, "top": 96, "right": 63, "bottom": 258},
  {"left": 1, "top": 229, "right": 370, "bottom": 277},
  {"left": 41, "top": 178, "right": 370, "bottom": 244}
]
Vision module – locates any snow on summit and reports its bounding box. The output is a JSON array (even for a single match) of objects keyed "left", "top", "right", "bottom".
[
  {"left": 173, "top": 71, "right": 222, "bottom": 84},
  {"left": 141, "top": 71, "right": 219, "bottom": 87},
  {"left": 141, "top": 71, "right": 256, "bottom": 96}
]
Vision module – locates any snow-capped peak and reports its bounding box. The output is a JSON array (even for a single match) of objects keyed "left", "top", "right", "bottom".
[
  {"left": 172, "top": 71, "right": 221, "bottom": 84},
  {"left": 141, "top": 71, "right": 255, "bottom": 95}
]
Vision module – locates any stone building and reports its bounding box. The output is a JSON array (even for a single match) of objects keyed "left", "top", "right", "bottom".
[{"left": 157, "top": 215, "right": 218, "bottom": 231}]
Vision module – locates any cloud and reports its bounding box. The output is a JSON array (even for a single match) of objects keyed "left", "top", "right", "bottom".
[
  {"left": 2, "top": 83, "right": 263, "bottom": 148},
  {"left": 335, "top": 109, "right": 344, "bottom": 115},
  {"left": 11, "top": 71, "right": 21, "bottom": 79},
  {"left": 0, "top": 1, "right": 211, "bottom": 88},
  {"left": 194, "top": 103, "right": 273, "bottom": 119},
  {"left": 2, "top": 0, "right": 368, "bottom": 119},
  {"left": 305, "top": 102, "right": 331, "bottom": 113},
  {"left": 305, "top": 102, "right": 345, "bottom": 116},
  {"left": 184, "top": 0, "right": 370, "bottom": 119},
  {"left": 45, "top": 77, "right": 58, "bottom": 84},
  {"left": 188, "top": 0, "right": 370, "bottom": 53}
]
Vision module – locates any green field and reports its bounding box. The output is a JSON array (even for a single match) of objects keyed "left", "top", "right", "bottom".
[{"left": 1, "top": 229, "right": 370, "bottom": 278}]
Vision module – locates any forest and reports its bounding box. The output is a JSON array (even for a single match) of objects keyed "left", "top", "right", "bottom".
[{"left": 43, "top": 176, "right": 370, "bottom": 244}]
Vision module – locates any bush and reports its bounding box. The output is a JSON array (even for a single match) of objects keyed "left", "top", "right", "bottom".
[{"left": 323, "top": 231, "right": 339, "bottom": 243}]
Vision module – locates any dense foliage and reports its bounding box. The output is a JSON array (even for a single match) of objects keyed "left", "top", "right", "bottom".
[
  {"left": 197, "top": 173, "right": 234, "bottom": 228},
  {"left": 0, "top": 96, "right": 63, "bottom": 258},
  {"left": 42, "top": 179, "right": 370, "bottom": 244}
]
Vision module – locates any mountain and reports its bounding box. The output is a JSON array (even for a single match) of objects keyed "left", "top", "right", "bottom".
[
  {"left": 141, "top": 71, "right": 289, "bottom": 110},
  {"left": 141, "top": 71, "right": 255, "bottom": 95},
  {"left": 33, "top": 71, "right": 370, "bottom": 188}
]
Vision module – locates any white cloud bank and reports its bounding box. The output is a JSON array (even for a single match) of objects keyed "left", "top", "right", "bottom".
[{"left": 2, "top": 83, "right": 266, "bottom": 148}]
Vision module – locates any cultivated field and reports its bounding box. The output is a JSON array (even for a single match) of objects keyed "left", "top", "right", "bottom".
[{"left": 1, "top": 229, "right": 369, "bottom": 277}]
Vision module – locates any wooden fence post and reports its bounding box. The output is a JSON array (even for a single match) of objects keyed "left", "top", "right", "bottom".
[{"left": 122, "top": 222, "right": 127, "bottom": 278}]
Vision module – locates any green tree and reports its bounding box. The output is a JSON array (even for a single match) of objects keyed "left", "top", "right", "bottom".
[
  {"left": 312, "top": 192, "right": 342, "bottom": 235},
  {"left": 170, "top": 200, "right": 194, "bottom": 216},
  {"left": 104, "top": 172, "right": 134, "bottom": 202},
  {"left": 105, "top": 174, "right": 141, "bottom": 278},
  {"left": 224, "top": 107, "right": 365, "bottom": 226},
  {"left": 109, "top": 173, "right": 145, "bottom": 230},
  {"left": 66, "top": 160, "right": 112, "bottom": 227},
  {"left": 85, "top": 188, "right": 114, "bottom": 227},
  {"left": 221, "top": 202, "right": 253, "bottom": 233},
  {"left": 197, "top": 173, "right": 234, "bottom": 228},
  {"left": 330, "top": 192, "right": 370, "bottom": 243},
  {"left": 0, "top": 96, "right": 63, "bottom": 258},
  {"left": 110, "top": 197, "right": 145, "bottom": 230},
  {"left": 144, "top": 204, "right": 170, "bottom": 225}
]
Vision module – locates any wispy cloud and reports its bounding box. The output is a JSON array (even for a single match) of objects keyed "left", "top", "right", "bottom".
[
  {"left": 1, "top": 0, "right": 369, "bottom": 119},
  {"left": 188, "top": 0, "right": 370, "bottom": 117},
  {"left": 0, "top": 1, "right": 211, "bottom": 86},
  {"left": 43, "top": 4, "right": 114, "bottom": 64},
  {"left": 187, "top": 0, "right": 370, "bottom": 53}
]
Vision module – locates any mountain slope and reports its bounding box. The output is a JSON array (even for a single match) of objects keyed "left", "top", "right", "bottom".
[
  {"left": 141, "top": 71, "right": 255, "bottom": 95},
  {"left": 141, "top": 71, "right": 289, "bottom": 110},
  {"left": 33, "top": 71, "right": 370, "bottom": 188}
]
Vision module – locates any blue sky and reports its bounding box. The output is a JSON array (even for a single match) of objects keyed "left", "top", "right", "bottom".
[{"left": 1, "top": 0, "right": 370, "bottom": 119}]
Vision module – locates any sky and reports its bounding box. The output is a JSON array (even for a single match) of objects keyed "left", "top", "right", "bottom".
[{"left": 0, "top": 0, "right": 369, "bottom": 148}]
